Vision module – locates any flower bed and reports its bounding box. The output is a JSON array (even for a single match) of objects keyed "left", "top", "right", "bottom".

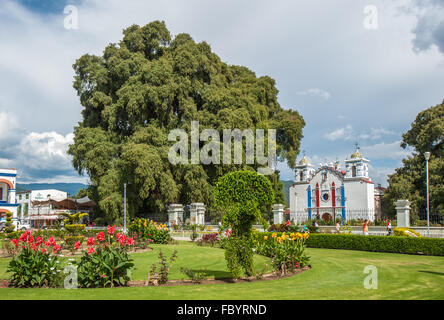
[
  {"left": 261, "top": 232, "right": 444, "bottom": 256},
  {"left": 129, "top": 219, "right": 170, "bottom": 244},
  {"left": 253, "top": 231, "right": 310, "bottom": 274}
]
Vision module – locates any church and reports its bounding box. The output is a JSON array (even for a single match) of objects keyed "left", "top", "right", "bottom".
[{"left": 289, "top": 148, "right": 375, "bottom": 223}]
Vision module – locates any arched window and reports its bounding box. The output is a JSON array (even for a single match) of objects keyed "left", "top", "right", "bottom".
[{"left": 352, "top": 165, "right": 357, "bottom": 177}]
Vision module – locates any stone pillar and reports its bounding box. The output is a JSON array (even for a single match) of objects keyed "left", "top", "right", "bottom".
[
  {"left": 272, "top": 204, "right": 284, "bottom": 225},
  {"left": 190, "top": 203, "right": 206, "bottom": 225},
  {"left": 167, "top": 204, "right": 184, "bottom": 225},
  {"left": 395, "top": 199, "right": 410, "bottom": 228}
]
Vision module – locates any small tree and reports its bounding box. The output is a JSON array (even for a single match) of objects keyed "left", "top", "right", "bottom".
[
  {"left": 4, "top": 211, "right": 15, "bottom": 233},
  {"left": 214, "top": 170, "right": 274, "bottom": 278}
]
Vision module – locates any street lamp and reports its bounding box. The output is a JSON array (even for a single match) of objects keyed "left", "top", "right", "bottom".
[
  {"left": 123, "top": 183, "right": 127, "bottom": 234},
  {"left": 424, "top": 152, "right": 431, "bottom": 237}
]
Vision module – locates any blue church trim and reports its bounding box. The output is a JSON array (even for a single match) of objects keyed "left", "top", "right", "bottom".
[
  {"left": 0, "top": 203, "right": 19, "bottom": 207},
  {"left": 341, "top": 183, "right": 346, "bottom": 222},
  {"left": 0, "top": 173, "right": 17, "bottom": 177},
  {"left": 307, "top": 185, "right": 312, "bottom": 219}
]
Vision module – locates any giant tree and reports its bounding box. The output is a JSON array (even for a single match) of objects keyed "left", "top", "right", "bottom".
[
  {"left": 383, "top": 99, "right": 444, "bottom": 219},
  {"left": 68, "top": 21, "right": 304, "bottom": 223}
]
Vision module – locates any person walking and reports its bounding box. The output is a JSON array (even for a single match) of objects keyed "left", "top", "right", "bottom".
[
  {"left": 363, "top": 219, "right": 369, "bottom": 236},
  {"left": 335, "top": 221, "right": 341, "bottom": 234},
  {"left": 387, "top": 219, "right": 392, "bottom": 236}
]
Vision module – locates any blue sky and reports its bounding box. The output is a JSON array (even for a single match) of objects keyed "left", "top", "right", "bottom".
[{"left": 0, "top": 0, "right": 443, "bottom": 185}]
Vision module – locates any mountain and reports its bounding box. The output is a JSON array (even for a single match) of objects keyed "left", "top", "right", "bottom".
[
  {"left": 16, "top": 183, "right": 87, "bottom": 198},
  {"left": 281, "top": 180, "right": 293, "bottom": 206}
]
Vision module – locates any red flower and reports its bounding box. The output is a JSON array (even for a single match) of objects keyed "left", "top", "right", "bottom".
[
  {"left": 53, "top": 244, "right": 62, "bottom": 254},
  {"left": 116, "top": 233, "right": 122, "bottom": 241},
  {"left": 286, "top": 221, "right": 291, "bottom": 226},
  {"left": 87, "top": 237, "right": 95, "bottom": 247},
  {"left": 119, "top": 235, "right": 127, "bottom": 246},
  {"left": 74, "top": 241, "right": 81, "bottom": 250},
  {"left": 97, "top": 232, "right": 105, "bottom": 242},
  {"left": 11, "top": 239, "right": 18, "bottom": 247},
  {"left": 88, "top": 247, "right": 95, "bottom": 254},
  {"left": 41, "top": 248, "right": 47, "bottom": 254},
  {"left": 30, "top": 243, "right": 38, "bottom": 251},
  {"left": 27, "top": 236, "right": 35, "bottom": 244},
  {"left": 36, "top": 237, "right": 43, "bottom": 245},
  {"left": 126, "top": 238, "right": 134, "bottom": 246},
  {"left": 47, "top": 236, "right": 56, "bottom": 246},
  {"left": 107, "top": 225, "right": 115, "bottom": 236}
]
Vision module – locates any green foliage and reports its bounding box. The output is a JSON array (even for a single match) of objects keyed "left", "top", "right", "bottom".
[
  {"left": 4, "top": 211, "right": 15, "bottom": 233},
  {"left": 128, "top": 218, "right": 170, "bottom": 244},
  {"left": 214, "top": 170, "right": 274, "bottom": 278},
  {"left": 75, "top": 232, "right": 135, "bottom": 288},
  {"left": 393, "top": 227, "right": 422, "bottom": 237},
  {"left": 253, "top": 232, "right": 310, "bottom": 273},
  {"left": 384, "top": 100, "right": 444, "bottom": 218},
  {"left": 64, "top": 224, "right": 86, "bottom": 235},
  {"left": 303, "top": 233, "right": 444, "bottom": 256},
  {"left": 7, "top": 232, "right": 64, "bottom": 288},
  {"left": 68, "top": 20, "right": 304, "bottom": 222},
  {"left": 180, "top": 267, "right": 206, "bottom": 283},
  {"left": 61, "top": 212, "right": 89, "bottom": 225},
  {"left": 148, "top": 249, "right": 178, "bottom": 285}
]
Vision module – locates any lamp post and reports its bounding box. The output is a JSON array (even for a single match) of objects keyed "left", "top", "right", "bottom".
[
  {"left": 123, "top": 183, "right": 127, "bottom": 234},
  {"left": 424, "top": 152, "right": 431, "bottom": 237}
]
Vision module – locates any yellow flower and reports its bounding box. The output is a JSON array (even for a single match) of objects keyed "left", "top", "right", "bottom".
[
  {"left": 272, "top": 233, "right": 277, "bottom": 238},
  {"left": 304, "top": 233, "right": 309, "bottom": 239},
  {"left": 264, "top": 236, "right": 268, "bottom": 240},
  {"left": 277, "top": 237, "right": 283, "bottom": 243}
]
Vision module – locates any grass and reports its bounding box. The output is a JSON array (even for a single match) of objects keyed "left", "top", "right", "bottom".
[{"left": 0, "top": 243, "right": 444, "bottom": 300}]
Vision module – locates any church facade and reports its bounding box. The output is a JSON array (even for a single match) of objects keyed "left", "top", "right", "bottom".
[{"left": 289, "top": 149, "right": 375, "bottom": 223}]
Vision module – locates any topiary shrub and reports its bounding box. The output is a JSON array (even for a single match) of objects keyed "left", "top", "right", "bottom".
[
  {"left": 214, "top": 170, "right": 274, "bottom": 278},
  {"left": 4, "top": 212, "right": 15, "bottom": 233}
]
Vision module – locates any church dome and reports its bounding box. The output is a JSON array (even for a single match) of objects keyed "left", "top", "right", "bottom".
[
  {"left": 351, "top": 149, "right": 363, "bottom": 159},
  {"left": 299, "top": 156, "right": 310, "bottom": 165}
]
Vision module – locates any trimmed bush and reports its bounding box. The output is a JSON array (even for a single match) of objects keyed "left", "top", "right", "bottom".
[{"left": 256, "top": 232, "right": 444, "bottom": 256}]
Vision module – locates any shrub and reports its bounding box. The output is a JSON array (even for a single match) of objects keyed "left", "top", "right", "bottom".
[
  {"left": 253, "top": 232, "right": 310, "bottom": 274},
  {"left": 147, "top": 250, "right": 178, "bottom": 285},
  {"left": 64, "top": 235, "right": 84, "bottom": 251},
  {"left": 64, "top": 224, "right": 86, "bottom": 235},
  {"left": 129, "top": 219, "right": 170, "bottom": 244},
  {"left": 74, "top": 226, "right": 135, "bottom": 288},
  {"left": 394, "top": 228, "right": 422, "bottom": 237},
  {"left": 4, "top": 212, "right": 15, "bottom": 233},
  {"left": 200, "top": 233, "right": 219, "bottom": 247},
  {"left": 180, "top": 267, "right": 205, "bottom": 283},
  {"left": 303, "top": 233, "right": 444, "bottom": 256},
  {"left": 7, "top": 231, "right": 64, "bottom": 287},
  {"left": 214, "top": 170, "right": 274, "bottom": 278}
]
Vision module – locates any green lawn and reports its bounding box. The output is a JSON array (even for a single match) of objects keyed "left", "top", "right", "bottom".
[{"left": 1, "top": 243, "right": 444, "bottom": 300}]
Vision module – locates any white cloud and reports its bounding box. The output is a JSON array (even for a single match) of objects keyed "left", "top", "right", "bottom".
[
  {"left": 0, "top": 111, "right": 19, "bottom": 141},
  {"left": 325, "top": 125, "right": 398, "bottom": 142},
  {"left": 361, "top": 141, "right": 412, "bottom": 160},
  {"left": 325, "top": 125, "right": 354, "bottom": 141},
  {"left": 296, "top": 88, "right": 331, "bottom": 100},
  {"left": 16, "top": 132, "right": 74, "bottom": 171}
]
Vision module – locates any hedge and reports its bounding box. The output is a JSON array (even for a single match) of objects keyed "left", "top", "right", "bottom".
[{"left": 256, "top": 232, "right": 444, "bottom": 256}]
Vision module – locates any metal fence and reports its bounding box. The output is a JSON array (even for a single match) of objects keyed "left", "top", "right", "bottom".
[{"left": 414, "top": 210, "right": 444, "bottom": 227}]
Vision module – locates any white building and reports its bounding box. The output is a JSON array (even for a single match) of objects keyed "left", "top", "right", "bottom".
[
  {"left": 16, "top": 189, "right": 68, "bottom": 221},
  {"left": 0, "top": 168, "right": 19, "bottom": 225},
  {"left": 289, "top": 149, "right": 375, "bottom": 223}
]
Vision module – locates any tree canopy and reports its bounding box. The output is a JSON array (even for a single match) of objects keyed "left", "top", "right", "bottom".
[
  {"left": 383, "top": 99, "right": 444, "bottom": 218},
  {"left": 68, "top": 21, "right": 304, "bottom": 223}
]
